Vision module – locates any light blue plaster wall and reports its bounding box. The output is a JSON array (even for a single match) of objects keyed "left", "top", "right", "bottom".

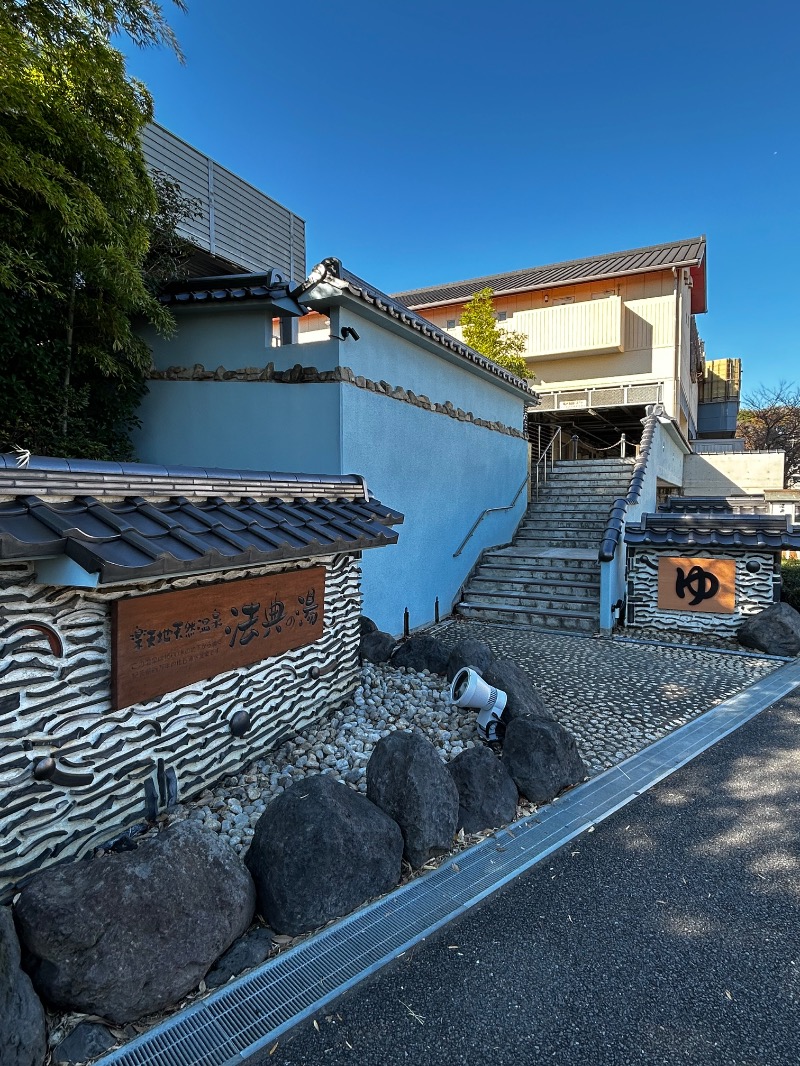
[
  {"left": 133, "top": 381, "right": 342, "bottom": 474},
  {"left": 140, "top": 308, "right": 276, "bottom": 372},
  {"left": 318, "top": 307, "right": 525, "bottom": 431},
  {"left": 134, "top": 301, "right": 531, "bottom": 634},
  {"left": 340, "top": 387, "right": 528, "bottom": 634}
]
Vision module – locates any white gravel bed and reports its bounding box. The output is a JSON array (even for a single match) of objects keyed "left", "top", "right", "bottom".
[{"left": 169, "top": 660, "right": 696, "bottom": 857}]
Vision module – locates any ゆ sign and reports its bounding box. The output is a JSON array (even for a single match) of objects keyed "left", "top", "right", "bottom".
[{"left": 657, "top": 557, "right": 736, "bottom": 614}]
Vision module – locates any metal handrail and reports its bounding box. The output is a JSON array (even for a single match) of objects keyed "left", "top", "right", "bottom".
[
  {"left": 597, "top": 404, "right": 663, "bottom": 562},
  {"left": 453, "top": 473, "right": 530, "bottom": 558},
  {"left": 533, "top": 426, "right": 562, "bottom": 500}
]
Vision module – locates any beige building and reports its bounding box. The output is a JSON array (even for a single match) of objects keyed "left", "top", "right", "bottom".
[{"left": 393, "top": 237, "right": 708, "bottom": 450}]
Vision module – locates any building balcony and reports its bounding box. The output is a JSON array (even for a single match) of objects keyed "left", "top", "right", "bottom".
[
  {"left": 514, "top": 295, "right": 623, "bottom": 359},
  {"left": 535, "top": 380, "right": 664, "bottom": 412}
]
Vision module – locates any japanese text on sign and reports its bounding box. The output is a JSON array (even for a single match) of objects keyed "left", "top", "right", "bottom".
[
  {"left": 112, "top": 569, "right": 325, "bottom": 709},
  {"left": 657, "top": 557, "right": 736, "bottom": 614}
]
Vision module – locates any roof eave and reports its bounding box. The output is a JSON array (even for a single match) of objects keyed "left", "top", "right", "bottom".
[{"left": 403, "top": 257, "right": 708, "bottom": 312}]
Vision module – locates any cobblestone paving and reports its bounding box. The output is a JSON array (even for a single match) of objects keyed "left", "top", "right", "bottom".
[{"left": 426, "top": 619, "right": 782, "bottom": 776}]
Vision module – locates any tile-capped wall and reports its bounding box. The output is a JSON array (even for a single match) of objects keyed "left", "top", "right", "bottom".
[
  {"left": 625, "top": 548, "right": 777, "bottom": 635},
  {"left": 0, "top": 553, "right": 360, "bottom": 899}
]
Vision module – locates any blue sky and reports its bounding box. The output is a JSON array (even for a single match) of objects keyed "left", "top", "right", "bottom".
[{"left": 124, "top": 0, "right": 799, "bottom": 396}]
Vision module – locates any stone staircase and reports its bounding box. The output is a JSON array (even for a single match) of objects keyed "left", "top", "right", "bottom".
[{"left": 457, "top": 458, "right": 634, "bottom": 633}]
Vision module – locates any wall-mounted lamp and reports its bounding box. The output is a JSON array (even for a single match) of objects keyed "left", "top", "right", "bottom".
[{"left": 340, "top": 326, "right": 360, "bottom": 341}]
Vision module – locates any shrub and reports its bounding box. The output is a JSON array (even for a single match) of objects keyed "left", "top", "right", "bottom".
[{"left": 781, "top": 558, "right": 800, "bottom": 610}]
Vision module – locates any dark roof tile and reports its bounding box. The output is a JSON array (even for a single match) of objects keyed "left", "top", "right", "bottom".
[
  {"left": 0, "top": 490, "right": 402, "bottom": 583},
  {"left": 625, "top": 512, "right": 800, "bottom": 551},
  {"left": 296, "top": 259, "right": 537, "bottom": 399}
]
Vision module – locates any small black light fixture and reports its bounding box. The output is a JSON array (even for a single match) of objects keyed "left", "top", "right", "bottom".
[
  {"left": 340, "top": 326, "right": 360, "bottom": 341},
  {"left": 229, "top": 710, "right": 252, "bottom": 737}
]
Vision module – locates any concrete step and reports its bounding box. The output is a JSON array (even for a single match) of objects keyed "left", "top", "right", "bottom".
[
  {"left": 536, "top": 479, "right": 632, "bottom": 494},
  {"left": 458, "top": 602, "right": 598, "bottom": 633},
  {"left": 469, "top": 576, "right": 600, "bottom": 601},
  {"left": 524, "top": 502, "right": 611, "bottom": 515},
  {"left": 546, "top": 469, "right": 631, "bottom": 481},
  {"left": 519, "top": 518, "right": 606, "bottom": 533},
  {"left": 483, "top": 551, "right": 599, "bottom": 571},
  {"left": 463, "top": 589, "right": 599, "bottom": 612},
  {"left": 552, "top": 460, "right": 634, "bottom": 470},
  {"left": 476, "top": 562, "right": 600, "bottom": 584},
  {"left": 514, "top": 534, "right": 601, "bottom": 550},
  {"left": 533, "top": 484, "right": 629, "bottom": 499}
]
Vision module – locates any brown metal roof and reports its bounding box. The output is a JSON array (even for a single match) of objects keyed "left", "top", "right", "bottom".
[{"left": 393, "top": 237, "right": 707, "bottom": 316}]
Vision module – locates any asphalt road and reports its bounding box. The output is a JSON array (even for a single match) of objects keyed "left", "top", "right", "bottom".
[{"left": 253, "top": 689, "right": 800, "bottom": 1066}]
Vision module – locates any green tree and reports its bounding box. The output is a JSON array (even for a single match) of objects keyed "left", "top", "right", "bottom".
[
  {"left": 737, "top": 381, "right": 800, "bottom": 487},
  {"left": 459, "top": 287, "right": 529, "bottom": 378},
  {"left": 0, "top": 1, "right": 187, "bottom": 459}
]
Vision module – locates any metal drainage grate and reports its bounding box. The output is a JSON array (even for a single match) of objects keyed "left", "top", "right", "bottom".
[{"left": 97, "top": 658, "right": 800, "bottom": 1066}]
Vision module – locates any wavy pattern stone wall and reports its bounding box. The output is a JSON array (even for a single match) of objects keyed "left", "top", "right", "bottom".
[
  {"left": 626, "top": 549, "right": 775, "bottom": 635},
  {"left": 0, "top": 554, "right": 360, "bottom": 898}
]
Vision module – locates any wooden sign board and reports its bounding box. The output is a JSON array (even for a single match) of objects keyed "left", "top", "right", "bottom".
[
  {"left": 657, "top": 557, "right": 736, "bottom": 614},
  {"left": 111, "top": 568, "right": 325, "bottom": 709}
]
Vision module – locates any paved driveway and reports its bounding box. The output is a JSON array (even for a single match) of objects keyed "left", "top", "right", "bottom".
[
  {"left": 258, "top": 685, "right": 800, "bottom": 1066},
  {"left": 428, "top": 620, "right": 779, "bottom": 774}
]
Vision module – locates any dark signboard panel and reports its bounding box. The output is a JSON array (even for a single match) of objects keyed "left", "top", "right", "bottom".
[{"left": 112, "top": 568, "right": 325, "bottom": 709}]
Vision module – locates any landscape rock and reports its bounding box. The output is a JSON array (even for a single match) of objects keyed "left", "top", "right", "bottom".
[
  {"left": 245, "top": 775, "right": 403, "bottom": 936},
  {"left": 448, "top": 746, "right": 518, "bottom": 834},
  {"left": 483, "top": 658, "right": 555, "bottom": 721},
  {"left": 359, "top": 615, "right": 379, "bottom": 636},
  {"left": 446, "top": 638, "right": 495, "bottom": 682},
  {"left": 502, "top": 717, "right": 588, "bottom": 803},
  {"left": 360, "top": 630, "right": 397, "bottom": 664},
  {"left": 14, "top": 822, "right": 255, "bottom": 1024},
  {"left": 367, "top": 731, "right": 459, "bottom": 868},
  {"left": 0, "top": 906, "right": 47, "bottom": 1066},
  {"left": 53, "top": 1022, "right": 115, "bottom": 1065},
  {"left": 738, "top": 601, "right": 800, "bottom": 657},
  {"left": 204, "top": 927, "right": 274, "bottom": 989},
  {"left": 391, "top": 635, "right": 450, "bottom": 675}
]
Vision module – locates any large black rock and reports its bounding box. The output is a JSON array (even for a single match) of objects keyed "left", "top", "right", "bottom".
[
  {"left": 367, "top": 731, "right": 459, "bottom": 868},
  {"left": 448, "top": 746, "right": 518, "bottom": 834},
  {"left": 359, "top": 615, "right": 379, "bottom": 636},
  {"left": 204, "top": 927, "right": 274, "bottom": 989},
  {"left": 360, "top": 630, "right": 397, "bottom": 664},
  {"left": 391, "top": 635, "right": 450, "bottom": 676},
  {"left": 14, "top": 822, "right": 255, "bottom": 1024},
  {"left": 446, "top": 638, "right": 495, "bottom": 683},
  {"left": 53, "top": 1023, "right": 115, "bottom": 1065},
  {"left": 738, "top": 602, "right": 800, "bottom": 657},
  {"left": 245, "top": 775, "right": 403, "bottom": 936},
  {"left": 482, "top": 658, "right": 555, "bottom": 722},
  {"left": 502, "top": 717, "right": 588, "bottom": 804},
  {"left": 0, "top": 906, "right": 46, "bottom": 1066}
]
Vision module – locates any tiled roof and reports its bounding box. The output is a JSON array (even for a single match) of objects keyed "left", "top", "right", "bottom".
[
  {"left": 393, "top": 237, "right": 707, "bottom": 316},
  {"left": 0, "top": 454, "right": 371, "bottom": 502},
  {"left": 296, "top": 259, "right": 537, "bottom": 399},
  {"left": 158, "top": 271, "right": 305, "bottom": 316},
  {"left": 625, "top": 512, "right": 800, "bottom": 551},
  {"left": 659, "top": 497, "right": 745, "bottom": 514},
  {"left": 0, "top": 456, "right": 403, "bottom": 583}
]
